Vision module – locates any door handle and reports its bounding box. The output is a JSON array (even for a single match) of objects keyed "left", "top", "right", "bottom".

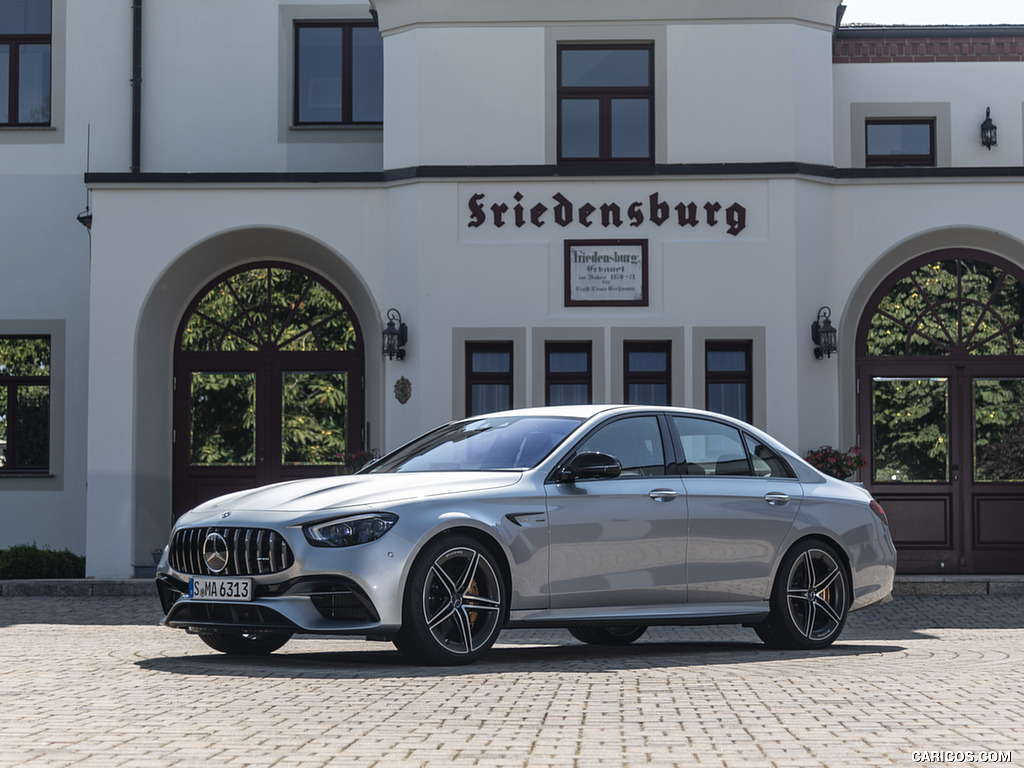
[
  {"left": 764, "top": 491, "right": 790, "bottom": 506},
  {"left": 649, "top": 489, "right": 679, "bottom": 502}
]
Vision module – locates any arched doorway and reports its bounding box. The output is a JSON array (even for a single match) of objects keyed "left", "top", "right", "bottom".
[
  {"left": 857, "top": 249, "right": 1024, "bottom": 573},
  {"left": 172, "top": 262, "right": 364, "bottom": 519}
]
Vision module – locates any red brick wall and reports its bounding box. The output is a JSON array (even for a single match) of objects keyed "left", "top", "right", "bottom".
[{"left": 834, "top": 35, "right": 1024, "bottom": 63}]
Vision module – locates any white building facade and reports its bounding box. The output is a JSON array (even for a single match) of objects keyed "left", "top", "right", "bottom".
[{"left": 2, "top": 0, "right": 1023, "bottom": 577}]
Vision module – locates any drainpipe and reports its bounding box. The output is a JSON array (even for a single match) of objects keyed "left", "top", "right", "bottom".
[{"left": 131, "top": 0, "right": 142, "bottom": 172}]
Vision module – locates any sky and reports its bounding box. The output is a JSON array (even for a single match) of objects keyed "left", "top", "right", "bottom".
[{"left": 841, "top": 0, "right": 1024, "bottom": 26}]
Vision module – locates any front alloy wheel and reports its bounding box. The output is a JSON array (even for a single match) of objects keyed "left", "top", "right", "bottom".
[
  {"left": 394, "top": 536, "right": 505, "bottom": 665},
  {"left": 755, "top": 540, "right": 849, "bottom": 650}
]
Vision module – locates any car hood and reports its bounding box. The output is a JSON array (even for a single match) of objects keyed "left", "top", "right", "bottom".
[{"left": 181, "top": 472, "right": 524, "bottom": 523}]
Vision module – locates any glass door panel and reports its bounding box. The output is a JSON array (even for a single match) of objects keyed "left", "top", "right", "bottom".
[
  {"left": 974, "top": 378, "right": 1024, "bottom": 482},
  {"left": 189, "top": 372, "right": 256, "bottom": 466},
  {"left": 872, "top": 377, "right": 949, "bottom": 483},
  {"left": 281, "top": 371, "right": 348, "bottom": 466}
]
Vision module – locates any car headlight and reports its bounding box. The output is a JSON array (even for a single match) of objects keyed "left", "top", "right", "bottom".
[{"left": 303, "top": 513, "right": 398, "bottom": 548}]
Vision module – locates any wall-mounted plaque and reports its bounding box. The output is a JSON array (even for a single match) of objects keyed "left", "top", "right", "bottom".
[{"left": 564, "top": 239, "right": 648, "bottom": 307}]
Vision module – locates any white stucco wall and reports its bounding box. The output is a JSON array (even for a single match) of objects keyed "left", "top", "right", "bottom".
[
  {"left": 383, "top": 26, "right": 546, "bottom": 169},
  {"left": 666, "top": 23, "right": 834, "bottom": 165},
  {"left": 0, "top": 175, "right": 90, "bottom": 556}
]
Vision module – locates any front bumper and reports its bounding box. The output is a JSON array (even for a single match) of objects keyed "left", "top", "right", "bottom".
[
  {"left": 155, "top": 524, "right": 418, "bottom": 635},
  {"left": 156, "top": 573, "right": 402, "bottom": 635}
]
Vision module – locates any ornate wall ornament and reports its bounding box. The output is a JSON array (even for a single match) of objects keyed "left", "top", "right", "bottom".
[{"left": 394, "top": 376, "right": 412, "bottom": 404}]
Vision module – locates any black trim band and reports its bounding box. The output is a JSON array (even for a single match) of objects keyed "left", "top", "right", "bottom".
[{"left": 85, "top": 162, "right": 1024, "bottom": 186}]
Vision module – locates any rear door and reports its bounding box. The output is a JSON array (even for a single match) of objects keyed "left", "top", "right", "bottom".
[{"left": 670, "top": 415, "right": 802, "bottom": 603}]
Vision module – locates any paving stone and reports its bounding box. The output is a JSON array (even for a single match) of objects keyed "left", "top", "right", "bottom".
[{"left": 0, "top": 594, "right": 1022, "bottom": 767}]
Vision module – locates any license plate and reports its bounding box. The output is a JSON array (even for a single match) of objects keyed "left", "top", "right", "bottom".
[{"left": 188, "top": 576, "right": 253, "bottom": 602}]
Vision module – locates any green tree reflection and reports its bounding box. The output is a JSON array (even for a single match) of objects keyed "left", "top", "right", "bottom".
[{"left": 182, "top": 267, "right": 357, "bottom": 467}]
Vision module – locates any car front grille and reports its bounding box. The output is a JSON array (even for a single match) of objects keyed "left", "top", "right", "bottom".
[{"left": 169, "top": 526, "right": 295, "bottom": 576}]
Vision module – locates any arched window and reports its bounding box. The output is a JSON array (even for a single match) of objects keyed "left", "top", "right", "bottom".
[
  {"left": 181, "top": 265, "right": 359, "bottom": 354},
  {"left": 865, "top": 257, "right": 1024, "bottom": 357}
]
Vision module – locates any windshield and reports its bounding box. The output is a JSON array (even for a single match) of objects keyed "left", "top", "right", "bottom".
[{"left": 366, "top": 416, "right": 583, "bottom": 473}]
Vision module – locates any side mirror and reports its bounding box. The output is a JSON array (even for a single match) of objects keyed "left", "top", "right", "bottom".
[{"left": 556, "top": 452, "right": 622, "bottom": 483}]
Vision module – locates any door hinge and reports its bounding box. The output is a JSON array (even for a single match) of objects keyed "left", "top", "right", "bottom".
[
  {"left": 856, "top": 379, "right": 860, "bottom": 395},
  {"left": 172, "top": 429, "right": 176, "bottom": 444}
]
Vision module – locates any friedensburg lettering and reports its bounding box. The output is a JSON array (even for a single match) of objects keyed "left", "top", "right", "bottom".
[{"left": 467, "top": 192, "right": 747, "bottom": 236}]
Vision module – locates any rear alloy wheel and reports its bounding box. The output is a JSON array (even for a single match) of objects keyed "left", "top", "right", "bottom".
[
  {"left": 755, "top": 540, "right": 849, "bottom": 650},
  {"left": 568, "top": 626, "right": 647, "bottom": 646},
  {"left": 197, "top": 630, "right": 293, "bottom": 656},
  {"left": 394, "top": 536, "right": 505, "bottom": 665}
]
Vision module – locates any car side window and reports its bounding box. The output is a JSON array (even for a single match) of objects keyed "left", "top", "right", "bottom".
[
  {"left": 672, "top": 416, "right": 751, "bottom": 476},
  {"left": 573, "top": 416, "right": 666, "bottom": 477},
  {"left": 743, "top": 433, "right": 795, "bottom": 478}
]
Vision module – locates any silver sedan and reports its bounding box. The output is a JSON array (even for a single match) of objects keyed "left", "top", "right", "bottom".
[{"left": 155, "top": 405, "right": 896, "bottom": 665}]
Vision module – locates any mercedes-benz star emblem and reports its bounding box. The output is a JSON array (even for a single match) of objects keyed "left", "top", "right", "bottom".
[{"left": 202, "top": 532, "right": 230, "bottom": 573}]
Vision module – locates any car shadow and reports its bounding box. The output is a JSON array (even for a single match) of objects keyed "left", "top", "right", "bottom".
[{"left": 135, "top": 638, "right": 908, "bottom": 680}]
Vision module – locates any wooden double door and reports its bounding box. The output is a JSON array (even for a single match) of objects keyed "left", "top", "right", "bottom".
[
  {"left": 858, "top": 250, "right": 1024, "bottom": 574},
  {"left": 172, "top": 263, "right": 363, "bottom": 520}
]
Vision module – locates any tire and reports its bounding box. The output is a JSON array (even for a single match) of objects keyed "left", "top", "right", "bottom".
[
  {"left": 393, "top": 535, "right": 506, "bottom": 665},
  {"left": 755, "top": 540, "right": 850, "bottom": 650},
  {"left": 568, "top": 626, "right": 647, "bottom": 646},
  {"left": 197, "top": 630, "right": 293, "bottom": 656}
]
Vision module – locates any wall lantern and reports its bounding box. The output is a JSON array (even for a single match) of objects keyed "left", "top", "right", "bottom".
[
  {"left": 811, "top": 306, "right": 838, "bottom": 359},
  {"left": 981, "top": 107, "right": 998, "bottom": 150},
  {"left": 382, "top": 308, "right": 408, "bottom": 361}
]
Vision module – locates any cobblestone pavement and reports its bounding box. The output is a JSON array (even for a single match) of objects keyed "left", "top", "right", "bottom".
[{"left": 0, "top": 594, "right": 1021, "bottom": 768}]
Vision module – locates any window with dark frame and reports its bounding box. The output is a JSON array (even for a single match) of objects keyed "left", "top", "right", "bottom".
[
  {"left": 865, "top": 119, "right": 935, "bottom": 167},
  {"left": 0, "top": 335, "right": 51, "bottom": 472},
  {"left": 557, "top": 42, "right": 653, "bottom": 164},
  {"left": 466, "top": 341, "right": 513, "bottom": 417},
  {"left": 545, "top": 341, "right": 592, "bottom": 406},
  {"left": 705, "top": 341, "right": 753, "bottom": 423},
  {"left": 0, "top": 0, "right": 51, "bottom": 126},
  {"left": 294, "top": 21, "right": 383, "bottom": 126},
  {"left": 624, "top": 341, "right": 670, "bottom": 406}
]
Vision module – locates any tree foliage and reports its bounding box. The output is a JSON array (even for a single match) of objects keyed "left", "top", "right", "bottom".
[{"left": 182, "top": 267, "right": 358, "bottom": 467}]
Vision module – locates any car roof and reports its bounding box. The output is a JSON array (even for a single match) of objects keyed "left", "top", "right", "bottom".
[{"left": 467, "top": 404, "right": 739, "bottom": 421}]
